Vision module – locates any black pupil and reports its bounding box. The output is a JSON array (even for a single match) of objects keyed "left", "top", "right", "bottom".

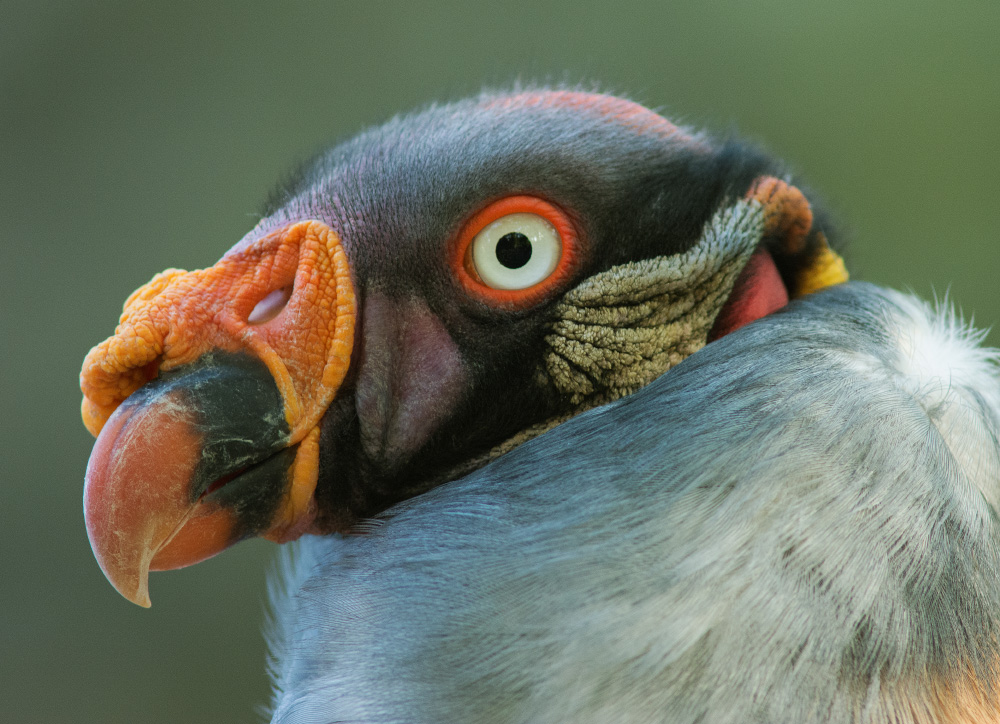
[{"left": 495, "top": 232, "right": 532, "bottom": 269}]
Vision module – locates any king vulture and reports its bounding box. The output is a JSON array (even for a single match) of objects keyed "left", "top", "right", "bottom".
[{"left": 81, "top": 90, "right": 1000, "bottom": 723}]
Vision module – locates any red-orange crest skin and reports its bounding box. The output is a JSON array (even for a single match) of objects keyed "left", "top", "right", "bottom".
[
  {"left": 480, "top": 91, "right": 697, "bottom": 143},
  {"left": 81, "top": 220, "right": 356, "bottom": 443},
  {"left": 451, "top": 195, "right": 584, "bottom": 309}
]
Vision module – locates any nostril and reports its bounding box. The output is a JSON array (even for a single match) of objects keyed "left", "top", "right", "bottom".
[{"left": 248, "top": 286, "right": 292, "bottom": 325}]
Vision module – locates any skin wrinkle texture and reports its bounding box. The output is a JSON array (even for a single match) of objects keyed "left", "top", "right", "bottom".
[
  {"left": 432, "top": 184, "right": 842, "bottom": 483},
  {"left": 81, "top": 221, "right": 356, "bottom": 443},
  {"left": 85, "top": 90, "right": 1000, "bottom": 724},
  {"left": 81, "top": 88, "right": 848, "bottom": 593},
  {"left": 80, "top": 221, "right": 356, "bottom": 602},
  {"left": 543, "top": 199, "right": 763, "bottom": 405}
]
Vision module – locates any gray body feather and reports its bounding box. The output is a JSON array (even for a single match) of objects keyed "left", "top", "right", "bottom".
[{"left": 267, "top": 283, "right": 1000, "bottom": 723}]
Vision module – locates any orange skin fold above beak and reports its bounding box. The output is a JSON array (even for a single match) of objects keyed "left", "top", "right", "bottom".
[{"left": 80, "top": 221, "right": 355, "bottom": 607}]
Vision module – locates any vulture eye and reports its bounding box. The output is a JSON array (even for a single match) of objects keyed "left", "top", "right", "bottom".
[
  {"left": 453, "top": 195, "right": 581, "bottom": 307},
  {"left": 471, "top": 213, "right": 560, "bottom": 290}
]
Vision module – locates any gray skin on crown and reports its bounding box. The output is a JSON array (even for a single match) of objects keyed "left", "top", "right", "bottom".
[{"left": 266, "top": 282, "right": 1000, "bottom": 724}]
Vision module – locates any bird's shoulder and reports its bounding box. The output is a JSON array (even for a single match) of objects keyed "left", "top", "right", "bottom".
[{"left": 268, "top": 281, "right": 1000, "bottom": 724}]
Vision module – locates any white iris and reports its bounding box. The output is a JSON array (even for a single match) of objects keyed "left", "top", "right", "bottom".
[{"left": 471, "top": 213, "right": 561, "bottom": 290}]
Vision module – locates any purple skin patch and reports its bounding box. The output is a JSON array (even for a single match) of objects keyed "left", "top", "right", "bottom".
[{"left": 355, "top": 291, "right": 467, "bottom": 473}]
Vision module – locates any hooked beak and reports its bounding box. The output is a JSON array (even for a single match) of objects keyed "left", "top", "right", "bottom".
[{"left": 81, "top": 221, "right": 355, "bottom": 606}]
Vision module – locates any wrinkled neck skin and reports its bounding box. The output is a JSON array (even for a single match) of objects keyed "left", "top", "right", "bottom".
[
  {"left": 267, "top": 282, "right": 1000, "bottom": 724},
  {"left": 429, "top": 199, "right": 770, "bottom": 487}
]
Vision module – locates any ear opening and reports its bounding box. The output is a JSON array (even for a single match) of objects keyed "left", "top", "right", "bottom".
[{"left": 747, "top": 177, "right": 848, "bottom": 298}]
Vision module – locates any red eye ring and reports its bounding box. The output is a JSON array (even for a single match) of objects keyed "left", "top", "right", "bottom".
[{"left": 451, "top": 195, "right": 582, "bottom": 309}]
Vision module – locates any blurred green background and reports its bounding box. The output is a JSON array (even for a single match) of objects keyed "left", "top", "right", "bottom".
[{"left": 2, "top": 1, "right": 997, "bottom": 722}]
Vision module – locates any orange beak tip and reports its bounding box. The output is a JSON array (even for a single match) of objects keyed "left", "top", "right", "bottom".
[
  {"left": 84, "top": 457, "right": 155, "bottom": 608},
  {"left": 82, "top": 364, "right": 309, "bottom": 607},
  {"left": 80, "top": 220, "right": 357, "bottom": 605}
]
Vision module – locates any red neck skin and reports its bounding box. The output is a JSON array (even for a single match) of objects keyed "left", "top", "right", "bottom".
[{"left": 708, "top": 248, "right": 789, "bottom": 342}]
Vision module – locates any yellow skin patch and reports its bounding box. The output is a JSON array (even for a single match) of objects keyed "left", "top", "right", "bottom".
[
  {"left": 798, "top": 238, "right": 850, "bottom": 296},
  {"left": 267, "top": 425, "right": 323, "bottom": 543},
  {"left": 81, "top": 220, "right": 356, "bottom": 445},
  {"left": 747, "top": 176, "right": 849, "bottom": 294}
]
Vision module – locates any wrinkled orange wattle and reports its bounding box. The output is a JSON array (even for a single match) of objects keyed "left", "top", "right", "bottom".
[
  {"left": 708, "top": 177, "right": 848, "bottom": 341},
  {"left": 81, "top": 221, "right": 355, "bottom": 438},
  {"left": 745, "top": 176, "right": 848, "bottom": 295},
  {"left": 80, "top": 221, "right": 355, "bottom": 606}
]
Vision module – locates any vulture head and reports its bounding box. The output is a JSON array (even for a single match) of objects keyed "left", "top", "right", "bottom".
[{"left": 81, "top": 90, "right": 848, "bottom": 608}]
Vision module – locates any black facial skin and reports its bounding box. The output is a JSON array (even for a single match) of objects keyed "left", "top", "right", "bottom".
[
  {"left": 252, "top": 92, "right": 840, "bottom": 530},
  {"left": 120, "top": 351, "right": 294, "bottom": 539}
]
